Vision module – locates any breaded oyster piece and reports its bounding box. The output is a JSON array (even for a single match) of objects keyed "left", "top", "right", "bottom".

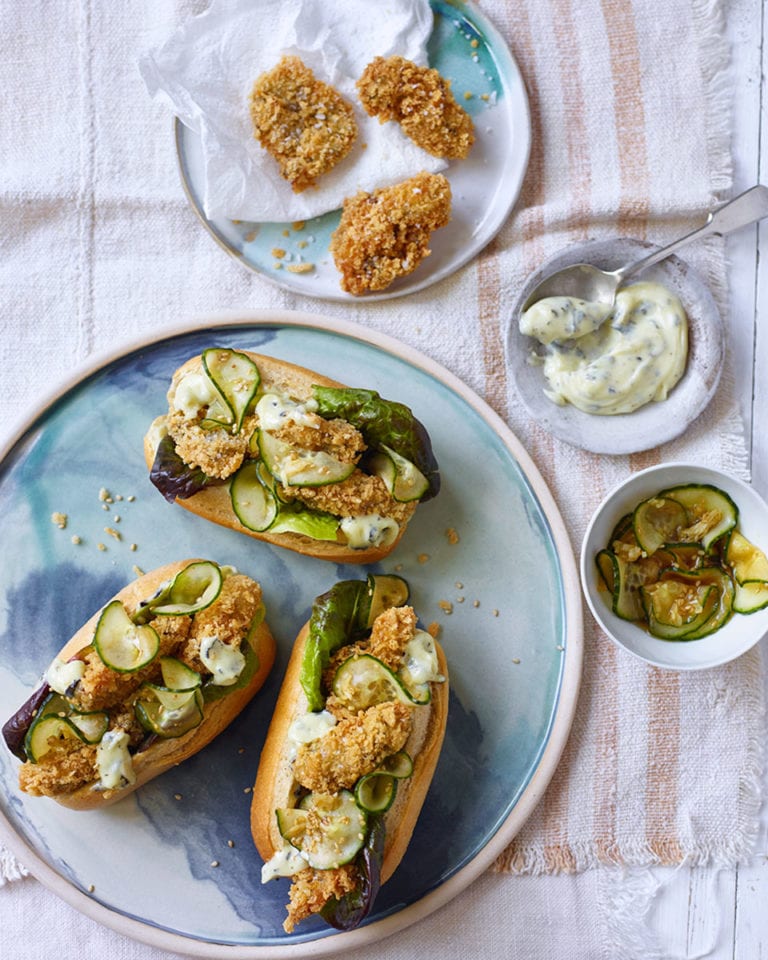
[
  {"left": 356, "top": 55, "right": 474, "bottom": 160},
  {"left": 330, "top": 171, "right": 451, "bottom": 296},
  {"left": 249, "top": 55, "right": 358, "bottom": 192}
]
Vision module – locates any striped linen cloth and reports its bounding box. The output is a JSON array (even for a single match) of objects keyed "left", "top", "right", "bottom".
[{"left": 0, "top": 0, "right": 761, "bottom": 948}]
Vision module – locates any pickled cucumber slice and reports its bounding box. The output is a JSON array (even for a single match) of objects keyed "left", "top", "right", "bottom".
[
  {"left": 134, "top": 686, "right": 204, "bottom": 738},
  {"left": 94, "top": 601, "right": 160, "bottom": 672},
  {"left": 362, "top": 574, "right": 410, "bottom": 628},
  {"left": 230, "top": 461, "right": 278, "bottom": 532},
  {"left": 152, "top": 561, "right": 223, "bottom": 616},
  {"left": 332, "top": 654, "right": 430, "bottom": 709},
  {"left": 726, "top": 530, "right": 768, "bottom": 584},
  {"left": 259, "top": 430, "right": 355, "bottom": 487},
  {"left": 277, "top": 791, "right": 367, "bottom": 870},
  {"left": 660, "top": 484, "right": 738, "bottom": 550},
  {"left": 202, "top": 348, "right": 260, "bottom": 432},
  {"left": 25, "top": 714, "right": 83, "bottom": 762},
  {"left": 633, "top": 497, "right": 688, "bottom": 554},
  {"left": 370, "top": 445, "right": 429, "bottom": 502}
]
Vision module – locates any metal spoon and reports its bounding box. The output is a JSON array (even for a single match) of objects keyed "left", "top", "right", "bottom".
[{"left": 521, "top": 184, "right": 768, "bottom": 313}]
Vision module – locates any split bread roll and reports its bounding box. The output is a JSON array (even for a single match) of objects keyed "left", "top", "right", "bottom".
[
  {"left": 251, "top": 575, "right": 449, "bottom": 933},
  {"left": 144, "top": 348, "right": 440, "bottom": 564},
  {"left": 2, "top": 559, "right": 275, "bottom": 809}
]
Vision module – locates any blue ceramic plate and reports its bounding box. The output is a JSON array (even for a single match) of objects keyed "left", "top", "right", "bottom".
[
  {"left": 175, "top": 0, "right": 531, "bottom": 301},
  {"left": 0, "top": 312, "right": 581, "bottom": 958}
]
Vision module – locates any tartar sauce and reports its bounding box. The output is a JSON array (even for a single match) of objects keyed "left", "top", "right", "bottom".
[{"left": 519, "top": 281, "right": 688, "bottom": 415}]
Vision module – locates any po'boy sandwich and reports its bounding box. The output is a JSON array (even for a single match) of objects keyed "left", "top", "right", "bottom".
[
  {"left": 144, "top": 348, "right": 440, "bottom": 564},
  {"left": 2, "top": 559, "right": 275, "bottom": 809},
  {"left": 251, "top": 574, "right": 448, "bottom": 932}
]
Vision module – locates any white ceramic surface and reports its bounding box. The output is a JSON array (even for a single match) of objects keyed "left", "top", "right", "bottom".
[
  {"left": 0, "top": 311, "right": 582, "bottom": 957},
  {"left": 506, "top": 238, "right": 725, "bottom": 455},
  {"left": 581, "top": 463, "right": 768, "bottom": 670}
]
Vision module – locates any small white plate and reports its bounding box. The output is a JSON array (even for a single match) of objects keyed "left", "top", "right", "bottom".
[
  {"left": 581, "top": 463, "right": 768, "bottom": 670},
  {"left": 506, "top": 238, "right": 725, "bottom": 455},
  {"left": 175, "top": 0, "right": 531, "bottom": 301}
]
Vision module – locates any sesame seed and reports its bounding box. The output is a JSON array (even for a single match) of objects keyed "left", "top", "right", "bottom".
[
  {"left": 88, "top": 884, "right": 95, "bottom": 893},
  {"left": 97, "top": 543, "right": 107, "bottom": 552},
  {"left": 51, "top": 511, "right": 68, "bottom": 529},
  {"left": 71, "top": 535, "right": 82, "bottom": 545},
  {"left": 174, "top": 793, "right": 183, "bottom": 800},
  {"left": 211, "top": 860, "right": 220, "bottom": 868},
  {"left": 227, "top": 840, "right": 235, "bottom": 848}
]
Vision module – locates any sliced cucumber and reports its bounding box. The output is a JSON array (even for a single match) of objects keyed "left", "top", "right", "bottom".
[
  {"left": 377, "top": 749, "right": 413, "bottom": 779},
  {"left": 370, "top": 445, "right": 429, "bottom": 502},
  {"left": 363, "top": 574, "right": 410, "bottom": 628},
  {"left": 642, "top": 578, "right": 715, "bottom": 637},
  {"left": 660, "top": 484, "right": 738, "bottom": 550},
  {"left": 277, "top": 791, "right": 367, "bottom": 870},
  {"left": 726, "top": 530, "right": 768, "bottom": 584},
  {"left": 94, "top": 601, "right": 160, "bottom": 672},
  {"left": 68, "top": 711, "right": 109, "bottom": 743},
  {"left": 647, "top": 567, "right": 734, "bottom": 640},
  {"left": 202, "top": 348, "right": 260, "bottom": 432},
  {"left": 609, "top": 513, "right": 635, "bottom": 545},
  {"left": 354, "top": 772, "right": 397, "bottom": 813},
  {"left": 596, "top": 549, "right": 616, "bottom": 592},
  {"left": 153, "top": 561, "right": 223, "bottom": 616},
  {"left": 230, "top": 461, "right": 278, "bottom": 532},
  {"left": 24, "top": 713, "right": 83, "bottom": 762},
  {"left": 733, "top": 579, "right": 768, "bottom": 614},
  {"left": 332, "top": 654, "right": 429, "bottom": 710},
  {"left": 259, "top": 430, "right": 355, "bottom": 487},
  {"left": 134, "top": 686, "right": 204, "bottom": 738},
  {"left": 160, "top": 656, "right": 201, "bottom": 691},
  {"left": 633, "top": 497, "right": 687, "bottom": 555}
]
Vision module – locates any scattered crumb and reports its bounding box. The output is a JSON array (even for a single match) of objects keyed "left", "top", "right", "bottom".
[
  {"left": 418, "top": 553, "right": 430, "bottom": 564},
  {"left": 71, "top": 535, "right": 82, "bottom": 545},
  {"left": 244, "top": 231, "right": 258, "bottom": 243},
  {"left": 249, "top": 55, "right": 358, "bottom": 192},
  {"left": 97, "top": 543, "right": 107, "bottom": 552},
  {"left": 427, "top": 621, "right": 441, "bottom": 638},
  {"left": 329, "top": 171, "right": 451, "bottom": 295},
  {"left": 446, "top": 527, "right": 460, "bottom": 545},
  {"left": 98, "top": 488, "right": 111, "bottom": 503},
  {"left": 282, "top": 229, "right": 290, "bottom": 237},
  {"left": 357, "top": 55, "right": 474, "bottom": 159},
  {"left": 473, "top": 600, "right": 480, "bottom": 608},
  {"left": 174, "top": 793, "right": 183, "bottom": 801},
  {"left": 492, "top": 609, "right": 499, "bottom": 617},
  {"left": 464, "top": 91, "right": 473, "bottom": 100},
  {"left": 286, "top": 262, "right": 315, "bottom": 274},
  {"left": 292, "top": 221, "right": 305, "bottom": 231},
  {"left": 273, "top": 261, "right": 283, "bottom": 270},
  {"left": 455, "top": 581, "right": 464, "bottom": 590},
  {"left": 297, "top": 240, "right": 308, "bottom": 249},
  {"left": 51, "top": 511, "right": 68, "bottom": 529},
  {"left": 471, "top": 38, "right": 479, "bottom": 48},
  {"left": 439, "top": 600, "right": 454, "bottom": 615},
  {"left": 104, "top": 527, "right": 122, "bottom": 541},
  {"left": 271, "top": 248, "right": 286, "bottom": 259},
  {"left": 132, "top": 565, "right": 145, "bottom": 577},
  {"left": 481, "top": 93, "right": 490, "bottom": 102}
]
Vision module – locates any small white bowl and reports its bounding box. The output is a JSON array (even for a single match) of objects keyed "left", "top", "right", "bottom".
[{"left": 581, "top": 462, "right": 768, "bottom": 670}]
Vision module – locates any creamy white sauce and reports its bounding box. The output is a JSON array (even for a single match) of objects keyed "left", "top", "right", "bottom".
[
  {"left": 520, "top": 281, "right": 688, "bottom": 415},
  {"left": 399, "top": 630, "right": 443, "bottom": 689},
  {"left": 520, "top": 296, "right": 612, "bottom": 344},
  {"left": 261, "top": 841, "right": 308, "bottom": 882},
  {"left": 199, "top": 635, "right": 246, "bottom": 686},
  {"left": 171, "top": 370, "right": 221, "bottom": 418},
  {"left": 45, "top": 657, "right": 85, "bottom": 696},
  {"left": 96, "top": 729, "right": 135, "bottom": 790},
  {"left": 340, "top": 514, "right": 399, "bottom": 549},
  {"left": 256, "top": 393, "right": 319, "bottom": 432},
  {"left": 287, "top": 709, "right": 337, "bottom": 745}
]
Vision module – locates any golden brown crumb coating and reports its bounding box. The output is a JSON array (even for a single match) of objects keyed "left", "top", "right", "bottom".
[
  {"left": 284, "top": 864, "right": 359, "bottom": 933},
  {"left": 357, "top": 55, "right": 474, "bottom": 159},
  {"left": 249, "top": 55, "right": 358, "bottom": 192},
  {"left": 329, "top": 171, "right": 451, "bottom": 295}
]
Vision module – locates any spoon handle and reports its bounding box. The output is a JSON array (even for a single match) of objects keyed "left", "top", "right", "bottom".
[{"left": 620, "top": 184, "right": 768, "bottom": 283}]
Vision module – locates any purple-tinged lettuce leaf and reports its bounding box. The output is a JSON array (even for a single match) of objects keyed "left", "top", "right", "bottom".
[
  {"left": 3, "top": 683, "right": 49, "bottom": 760},
  {"left": 321, "top": 817, "right": 385, "bottom": 930},
  {"left": 149, "top": 435, "right": 220, "bottom": 503}
]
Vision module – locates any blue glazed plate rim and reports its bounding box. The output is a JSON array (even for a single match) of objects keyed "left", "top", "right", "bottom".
[{"left": 0, "top": 310, "right": 582, "bottom": 958}]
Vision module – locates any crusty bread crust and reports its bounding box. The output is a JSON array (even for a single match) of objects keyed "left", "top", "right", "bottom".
[
  {"left": 143, "top": 352, "right": 415, "bottom": 564},
  {"left": 250, "top": 620, "right": 449, "bottom": 884},
  {"left": 47, "top": 559, "right": 276, "bottom": 810}
]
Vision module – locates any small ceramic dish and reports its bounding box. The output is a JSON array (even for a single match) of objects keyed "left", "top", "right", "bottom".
[
  {"left": 506, "top": 238, "right": 725, "bottom": 455},
  {"left": 581, "top": 463, "right": 768, "bottom": 670}
]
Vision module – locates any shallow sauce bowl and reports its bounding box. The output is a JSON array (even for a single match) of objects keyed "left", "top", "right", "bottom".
[{"left": 581, "top": 463, "right": 768, "bottom": 670}]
